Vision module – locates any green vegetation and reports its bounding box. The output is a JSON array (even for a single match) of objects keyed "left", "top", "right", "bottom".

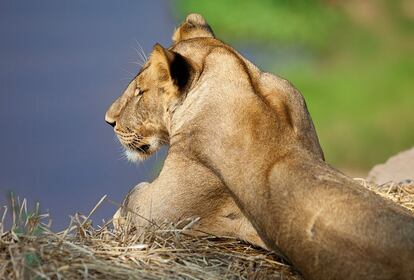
[
  {"left": 175, "top": 0, "right": 414, "bottom": 171},
  {"left": 175, "top": 0, "right": 343, "bottom": 49}
]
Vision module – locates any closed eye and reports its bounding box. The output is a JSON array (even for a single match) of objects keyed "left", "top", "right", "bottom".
[
  {"left": 134, "top": 87, "right": 148, "bottom": 97},
  {"left": 134, "top": 88, "right": 142, "bottom": 96}
]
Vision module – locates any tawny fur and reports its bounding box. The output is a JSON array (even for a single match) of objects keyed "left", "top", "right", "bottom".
[{"left": 107, "top": 14, "right": 414, "bottom": 280}]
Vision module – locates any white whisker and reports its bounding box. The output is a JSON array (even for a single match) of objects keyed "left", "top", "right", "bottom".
[
  {"left": 131, "top": 44, "right": 146, "bottom": 65},
  {"left": 135, "top": 39, "right": 148, "bottom": 62},
  {"left": 129, "top": 61, "right": 143, "bottom": 67},
  {"left": 121, "top": 68, "right": 134, "bottom": 78},
  {"left": 132, "top": 46, "right": 145, "bottom": 65},
  {"left": 138, "top": 42, "right": 147, "bottom": 61}
]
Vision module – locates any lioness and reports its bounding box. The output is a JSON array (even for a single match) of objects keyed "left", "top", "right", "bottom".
[
  {"left": 107, "top": 14, "right": 414, "bottom": 280},
  {"left": 108, "top": 14, "right": 324, "bottom": 249}
]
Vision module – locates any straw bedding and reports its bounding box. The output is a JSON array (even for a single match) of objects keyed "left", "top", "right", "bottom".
[{"left": 1, "top": 179, "right": 413, "bottom": 279}]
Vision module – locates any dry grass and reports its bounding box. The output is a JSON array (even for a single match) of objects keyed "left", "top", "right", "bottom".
[{"left": 1, "top": 179, "right": 413, "bottom": 280}]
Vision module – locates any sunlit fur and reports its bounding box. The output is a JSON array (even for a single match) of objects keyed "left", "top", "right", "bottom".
[
  {"left": 107, "top": 13, "right": 324, "bottom": 251},
  {"left": 108, "top": 14, "right": 414, "bottom": 280}
]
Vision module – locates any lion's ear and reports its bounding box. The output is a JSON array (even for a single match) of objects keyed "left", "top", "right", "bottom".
[
  {"left": 172, "top": 13, "right": 215, "bottom": 43},
  {"left": 150, "top": 43, "right": 191, "bottom": 90}
]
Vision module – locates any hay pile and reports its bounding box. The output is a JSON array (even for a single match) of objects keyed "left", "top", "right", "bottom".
[{"left": 1, "top": 180, "right": 413, "bottom": 280}]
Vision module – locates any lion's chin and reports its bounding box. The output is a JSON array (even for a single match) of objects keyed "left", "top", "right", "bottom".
[{"left": 124, "top": 148, "right": 149, "bottom": 162}]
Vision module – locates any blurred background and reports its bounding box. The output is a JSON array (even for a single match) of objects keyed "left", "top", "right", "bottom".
[{"left": 1, "top": 0, "right": 413, "bottom": 229}]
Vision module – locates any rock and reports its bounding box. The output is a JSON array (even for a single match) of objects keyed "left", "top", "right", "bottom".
[{"left": 367, "top": 147, "right": 414, "bottom": 184}]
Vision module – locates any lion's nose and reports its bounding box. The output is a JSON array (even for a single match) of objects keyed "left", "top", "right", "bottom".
[
  {"left": 106, "top": 120, "right": 116, "bottom": 127},
  {"left": 105, "top": 114, "right": 116, "bottom": 127}
]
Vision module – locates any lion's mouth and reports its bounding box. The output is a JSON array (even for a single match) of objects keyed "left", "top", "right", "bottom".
[
  {"left": 127, "top": 143, "right": 151, "bottom": 155},
  {"left": 116, "top": 132, "right": 149, "bottom": 152},
  {"left": 115, "top": 135, "right": 152, "bottom": 162},
  {"left": 138, "top": 144, "right": 150, "bottom": 153},
  {"left": 115, "top": 131, "right": 162, "bottom": 162},
  {"left": 119, "top": 137, "right": 159, "bottom": 162}
]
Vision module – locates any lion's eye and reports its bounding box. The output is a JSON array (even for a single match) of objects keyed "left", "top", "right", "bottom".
[{"left": 134, "top": 88, "right": 143, "bottom": 97}]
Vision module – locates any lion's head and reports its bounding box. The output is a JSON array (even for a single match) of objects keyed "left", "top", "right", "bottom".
[
  {"left": 105, "top": 14, "right": 216, "bottom": 161},
  {"left": 105, "top": 46, "right": 195, "bottom": 161}
]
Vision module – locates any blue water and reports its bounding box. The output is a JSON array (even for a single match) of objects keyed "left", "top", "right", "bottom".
[{"left": 0, "top": 0, "right": 174, "bottom": 230}]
